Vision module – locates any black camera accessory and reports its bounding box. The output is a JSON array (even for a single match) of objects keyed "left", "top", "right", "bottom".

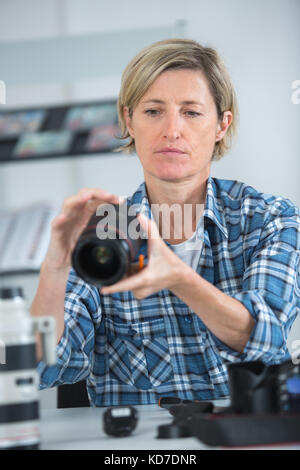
[
  {"left": 156, "top": 400, "right": 214, "bottom": 439},
  {"left": 156, "top": 362, "right": 300, "bottom": 446},
  {"left": 157, "top": 422, "right": 191, "bottom": 439},
  {"left": 168, "top": 401, "right": 214, "bottom": 418},
  {"left": 158, "top": 396, "right": 203, "bottom": 410},
  {"left": 72, "top": 203, "right": 145, "bottom": 287},
  {"left": 227, "top": 360, "right": 300, "bottom": 414},
  {"left": 190, "top": 413, "right": 300, "bottom": 447},
  {"left": 227, "top": 360, "right": 278, "bottom": 414},
  {"left": 188, "top": 361, "right": 300, "bottom": 446},
  {"left": 103, "top": 406, "right": 139, "bottom": 437},
  {"left": 158, "top": 396, "right": 183, "bottom": 409}
]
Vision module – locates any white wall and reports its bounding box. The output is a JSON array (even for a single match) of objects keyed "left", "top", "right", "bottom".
[{"left": 0, "top": 0, "right": 299, "bottom": 408}]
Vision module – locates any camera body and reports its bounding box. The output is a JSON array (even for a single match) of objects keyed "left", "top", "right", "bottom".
[{"left": 227, "top": 360, "right": 300, "bottom": 414}]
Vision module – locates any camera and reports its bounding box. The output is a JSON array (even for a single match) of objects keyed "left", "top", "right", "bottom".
[
  {"left": 159, "top": 360, "right": 300, "bottom": 447},
  {"left": 227, "top": 359, "right": 300, "bottom": 414},
  {"left": 72, "top": 203, "right": 145, "bottom": 287}
]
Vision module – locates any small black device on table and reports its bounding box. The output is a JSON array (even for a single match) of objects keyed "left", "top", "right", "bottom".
[{"left": 103, "top": 406, "right": 139, "bottom": 437}]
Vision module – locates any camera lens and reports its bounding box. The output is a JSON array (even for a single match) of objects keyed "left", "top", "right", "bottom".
[
  {"left": 93, "top": 246, "right": 114, "bottom": 265},
  {"left": 75, "top": 240, "right": 123, "bottom": 284},
  {"left": 72, "top": 203, "right": 144, "bottom": 287}
]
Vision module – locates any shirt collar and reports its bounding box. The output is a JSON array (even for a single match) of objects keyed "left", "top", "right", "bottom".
[
  {"left": 128, "top": 175, "right": 228, "bottom": 240},
  {"left": 203, "top": 176, "right": 228, "bottom": 239}
]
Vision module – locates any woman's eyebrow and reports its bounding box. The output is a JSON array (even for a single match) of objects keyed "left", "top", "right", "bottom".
[{"left": 141, "top": 99, "right": 205, "bottom": 106}]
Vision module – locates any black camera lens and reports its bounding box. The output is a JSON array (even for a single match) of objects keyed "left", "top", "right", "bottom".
[
  {"left": 93, "top": 245, "right": 114, "bottom": 265},
  {"left": 77, "top": 241, "right": 121, "bottom": 279},
  {"left": 72, "top": 203, "right": 144, "bottom": 287}
]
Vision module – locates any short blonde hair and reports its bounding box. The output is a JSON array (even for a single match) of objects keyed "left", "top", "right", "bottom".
[{"left": 116, "top": 38, "right": 238, "bottom": 161}]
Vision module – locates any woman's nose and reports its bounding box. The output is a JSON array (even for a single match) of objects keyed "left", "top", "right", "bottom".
[{"left": 163, "top": 114, "right": 181, "bottom": 141}]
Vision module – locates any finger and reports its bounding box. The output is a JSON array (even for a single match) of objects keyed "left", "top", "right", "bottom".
[
  {"left": 83, "top": 189, "right": 121, "bottom": 206},
  {"left": 137, "top": 213, "right": 161, "bottom": 241},
  {"left": 78, "top": 187, "right": 118, "bottom": 200},
  {"left": 62, "top": 191, "right": 120, "bottom": 219},
  {"left": 51, "top": 213, "right": 68, "bottom": 232}
]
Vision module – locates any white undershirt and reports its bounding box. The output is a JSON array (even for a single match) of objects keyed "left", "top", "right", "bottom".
[{"left": 169, "top": 216, "right": 204, "bottom": 271}]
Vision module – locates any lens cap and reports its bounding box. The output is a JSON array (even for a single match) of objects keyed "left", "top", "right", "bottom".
[{"left": 103, "top": 406, "right": 138, "bottom": 437}]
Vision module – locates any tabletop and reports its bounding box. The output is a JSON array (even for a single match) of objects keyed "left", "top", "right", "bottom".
[
  {"left": 39, "top": 400, "right": 300, "bottom": 451},
  {"left": 39, "top": 402, "right": 228, "bottom": 450}
]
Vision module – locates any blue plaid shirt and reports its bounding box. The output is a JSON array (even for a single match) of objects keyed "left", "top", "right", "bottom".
[{"left": 38, "top": 177, "right": 300, "bottom": 406}]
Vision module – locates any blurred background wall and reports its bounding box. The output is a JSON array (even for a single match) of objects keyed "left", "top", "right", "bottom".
[{"left": 0, "top": 0, "right": 299, "bottom": 408}]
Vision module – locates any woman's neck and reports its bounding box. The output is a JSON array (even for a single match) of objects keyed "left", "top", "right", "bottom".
[{"left": 144, "top": 173, "right": 208, "bottom": 244}]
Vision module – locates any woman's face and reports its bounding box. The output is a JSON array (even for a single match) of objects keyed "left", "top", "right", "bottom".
[{"left": 124, "top": 69, "right": 232, "bottom": 183}]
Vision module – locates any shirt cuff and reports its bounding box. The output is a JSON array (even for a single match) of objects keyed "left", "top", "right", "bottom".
[
  {"left": 37, "top": 324, "right": 74, "bottom": 389},
  {"left": 208, "top": 289, "right": 293, "bottom": 365}
]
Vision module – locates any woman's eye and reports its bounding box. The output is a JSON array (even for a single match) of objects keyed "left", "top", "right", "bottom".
[
  {"left": 144, "top": 109, "right": 201, "bottom": 117},
  {"left": 185, "top": 111, "right": 201, "bottom": 117},
  {"left": 145, "top": 109, "right": 160, "bottom": 116}
]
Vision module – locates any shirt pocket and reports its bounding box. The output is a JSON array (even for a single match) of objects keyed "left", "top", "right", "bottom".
[{"left": 105, "top": 316, "right": 174, "bottom": 389}]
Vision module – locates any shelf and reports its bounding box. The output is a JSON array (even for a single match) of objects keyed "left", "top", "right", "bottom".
[{"left": 0, "top": 98, "right": 125, "bottom": 163}]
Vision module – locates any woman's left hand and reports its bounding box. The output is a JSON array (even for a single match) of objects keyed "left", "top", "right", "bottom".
[{"left": 100, "top": 213, "right": 183, "bottom": 299}]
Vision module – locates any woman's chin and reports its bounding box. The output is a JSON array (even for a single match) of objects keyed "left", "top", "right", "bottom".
[
  {"left": 155, "top": 170, "right": 188, "bottom": 182},
  {"left": 149, "top": 162, "right": 188, "bottom": 181}
]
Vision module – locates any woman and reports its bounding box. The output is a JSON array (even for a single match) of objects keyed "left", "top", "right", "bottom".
[{"left": 32, "top": 39, "right": 300, "bottom": 406}]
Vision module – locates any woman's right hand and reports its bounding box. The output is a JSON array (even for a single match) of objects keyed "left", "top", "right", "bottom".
[{"left": 43, "top": 188, "right": 122, "bottom": 272}]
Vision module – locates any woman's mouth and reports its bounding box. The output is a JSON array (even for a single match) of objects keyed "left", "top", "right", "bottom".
[{"left": 155, "top": 147, "right": 187, "bottom": 156}]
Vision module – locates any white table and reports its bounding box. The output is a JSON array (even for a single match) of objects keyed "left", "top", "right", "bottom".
[
  {"left": 39, "top": 403, "right": 222, "bottom": 450},
  {"left": 39, "top": 401, "right": 300, "bottom": 451}
]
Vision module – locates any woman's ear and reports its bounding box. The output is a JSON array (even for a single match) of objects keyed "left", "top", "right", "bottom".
[
  {"left": 123, "top": 106, "right": 134, "bottom": 138},
  {"left": 215, "top": 111, "right": 232, "bottom": 142}
]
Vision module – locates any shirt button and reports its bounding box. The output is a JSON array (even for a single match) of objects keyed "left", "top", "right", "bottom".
[
  {"left": 184, "top": 315, "right": 192, "bottom": 324},
  {"left": 128, "top": 328, "right": 137, "bottom": 337}
]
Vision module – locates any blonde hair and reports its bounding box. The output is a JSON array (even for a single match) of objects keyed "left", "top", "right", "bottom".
[{"left": 116, "top": 38, "right": 238, "bottom": 160}]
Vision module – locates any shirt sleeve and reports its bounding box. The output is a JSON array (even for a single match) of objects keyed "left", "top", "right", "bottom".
[
  {"left": 211, "top": 202, "right": 300, "bottom": 364},
  {"left": 37, "top": 268, "right": 101, "bottom": 389}
]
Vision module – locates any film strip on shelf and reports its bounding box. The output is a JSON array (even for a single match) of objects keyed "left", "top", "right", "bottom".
[{"left": 0, "top": 100, "right": 124, "bottom": 163}]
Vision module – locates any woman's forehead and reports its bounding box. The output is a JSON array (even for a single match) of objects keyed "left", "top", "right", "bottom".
[{"left": 139, "top": 69, "right": 214, "bottom": 106}]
